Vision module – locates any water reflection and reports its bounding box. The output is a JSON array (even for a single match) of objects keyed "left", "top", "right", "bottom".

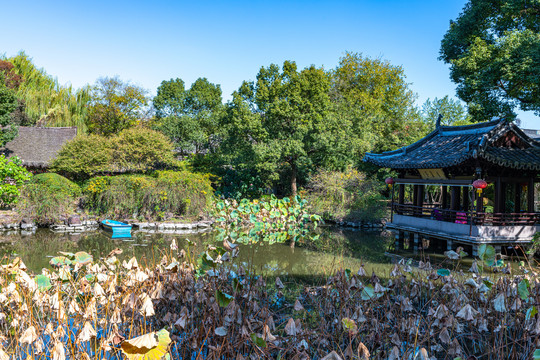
[{"left": 0, "top": 228, "right": 395, "bottom": 276}]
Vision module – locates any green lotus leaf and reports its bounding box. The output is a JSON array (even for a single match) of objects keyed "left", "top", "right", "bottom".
[
  {"left": 35, "top": 275, "right": 51, "bottom": 291},
  {"left": 50, "top": 256, "right": 72, "bottom": 268}
]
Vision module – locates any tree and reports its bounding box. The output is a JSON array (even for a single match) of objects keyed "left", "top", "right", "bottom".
[
  {"left": 422, "top": 96, "right": 471, "bottom": 130},
  {"left": 154, "top": 77, "right": 223, "bottom": 155},
  {"left": 5, "top": 53, "right": 90, "bottom": 129},
  {"left": 440, "top": 0, "right": 540, "bottom": 121},
  {"left": 331, "top": 52, "right": 427, "bottom": 155},
  {"left": 0, "top": 61, "right": 19, "bottom": 146},
  {"left": 86, "top": 77, "right": 148, "bottom": 136},
  {"left": 221, "top": 61, "right": 344, "bottom": 195}
]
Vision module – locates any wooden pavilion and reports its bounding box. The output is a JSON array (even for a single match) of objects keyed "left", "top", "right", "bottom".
[{"left": 364, "top": 119, "right": 540, "bottom": 255}]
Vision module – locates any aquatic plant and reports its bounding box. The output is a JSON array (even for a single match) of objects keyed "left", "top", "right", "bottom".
[
  {"left": 0, "top": 238, "right": 538, "bottom": 359},
  {"left": 212, "top": 195, "right": 322, "bottom": 244}
]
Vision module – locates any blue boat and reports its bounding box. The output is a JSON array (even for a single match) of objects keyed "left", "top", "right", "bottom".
[{"left": 101, "top": 219, "right": 132, "bottom": 238}]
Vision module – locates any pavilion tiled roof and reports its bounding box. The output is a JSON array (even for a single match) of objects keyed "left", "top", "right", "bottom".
[{"left": 363, "top": 119, "right": 540, "bottom": 170}]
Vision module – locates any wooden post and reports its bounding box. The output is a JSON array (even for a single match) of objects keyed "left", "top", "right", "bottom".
[
  {"left": 442, "top": 186, "right": 448, "bottom": 209},
  {"left": 451, "top": 186, "right": 460, "bottom": 211},
  {"left": 514, "top": 183, "right": 522, "bottom": 213},
  {"left": 462, "top": 187, "right": 469, "bottom": 213},
  {"left": 417, "top": 185, "right": 425, "bottom": 211},
  {"left": 476, "top": 189, "right": 483, "bottom": 213},
  {"left": 528, "top": 178, "right": 535, "bottom": 213},
  {"left": 398, "top": 184, "right": 405, "bottom": 215},
  {"left": 495, "top": 177, "right": 502, "bottom": 213},
  {"left": 413, "top": 185, "right": 419, "bottom": 216}
]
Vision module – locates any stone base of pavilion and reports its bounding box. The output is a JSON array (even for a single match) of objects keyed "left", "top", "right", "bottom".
[{"left": 387, "top": 214, "right": 536, "bottom": 256}]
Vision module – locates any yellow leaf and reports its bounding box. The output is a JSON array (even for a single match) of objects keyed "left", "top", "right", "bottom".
[{"left": 121, "top": 329, "right": 171, "bottom": 360}]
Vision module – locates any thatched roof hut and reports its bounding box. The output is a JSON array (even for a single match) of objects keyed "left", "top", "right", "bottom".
[{"left": 1, "top": 127, "right": 77, "bottom": 168}]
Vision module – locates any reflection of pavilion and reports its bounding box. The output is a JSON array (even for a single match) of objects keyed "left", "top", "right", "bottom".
[{"left": 364, "top": 119, "right": 540, "bottom": 255}]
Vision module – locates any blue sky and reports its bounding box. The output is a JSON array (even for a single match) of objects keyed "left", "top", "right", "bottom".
[{"left": 2, "top": 0, "right": 539, "bottom": 127}]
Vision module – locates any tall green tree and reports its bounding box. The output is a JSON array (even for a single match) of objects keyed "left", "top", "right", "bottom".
[
  {"left": 440, "top": 0, "right": 540, "bottom": 121},
  {"left": 0, "top": 61, "right": 20, "bottom": 146},
  {"left": 221, "top": 61, "right": 346, "bottom": 195},
  {"left": 422, "top": 96, "right": 471, "bottom": 130},
  {"left": 86, "top": 77, "right": 149, "bottom": 136},
  {"left": 6, "top": 52, "right": 90, "bottom": 130},
  {"left": 154, "top": 77, "right": 223, "bottom": 155},
  {"left": 331, "top": 52, "right": 426, "bottom": 156}
]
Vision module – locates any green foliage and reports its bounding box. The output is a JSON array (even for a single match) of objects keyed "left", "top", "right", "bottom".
[
  {"left": 83, "top": 170, "right": 213, "bottom": 219},
  {"left": 0, "top": 155, "right": 31, "bottom": 207},
  {"left": 112, "top": 126, "right": 176, "bottom": 172},
  {"left": 0, "top": 83, "right": 18, "bottom": 146},
  {"left": 331, "top": 52, "right": 427, "bottom": 155},
  {"left": 31, "top": 173, "right": 81, "bottom": 198},
  {"left": 86, "top": 76, "right": 149, "bottom": 136},
  {"left": 212, "top": 195, "right": 321, "bottom": 245},
  {"left": 5, "top": 52, "right": 90, "bottom": 130},
  {"left": 50, "top": 134, "right": 113, "bottom": 180},
  {"left": 305, "top": 169, "right": 386, "bottom": 223},
  {"left": 51, "top": 127, "right": 176, "bottom": 180},
  {"left": 440, "top": 0, "right": 540, "bottom": 120},
  {"left": 220, "top": 61, "right": 337, "bottom": 195},
  {"left": 154, "top": 77, "right": 223, "bottom": 156},
  {"left": 17, "top": 183, "right": 75, "bottom": 224},
  {"left": 421, "top": 96, "right": 472, "bottom": 130}
]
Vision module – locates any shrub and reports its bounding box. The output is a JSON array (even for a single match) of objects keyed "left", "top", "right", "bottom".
[
  {"left": 83, "top": 170, "right": 213, "bottom": 219},
  {"left": 17, "top": 184, "right": 76, "bottom": 224},
  {"left": 50, "top": 134, "right": 113, "bottom": 180},
  {"left": 31, "top": 173, "right": 81, "bottom": 197},
  {"left": 51, "top": 127, "right": 177, "bottom": 180},
  {"left": 0, "top": 155, "right": 32, "bottom": 207},
  {"left": 112, "top": 127, "right": 176, "bottom": 172},
  {"left": 305, "top": 169, "right": 387, "bottom": 222}
]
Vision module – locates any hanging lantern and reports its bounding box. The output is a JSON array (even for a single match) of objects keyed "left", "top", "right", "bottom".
[
  {"left": 473, "top": 179, "right": 488, "bottom": 195},
  {"left": 385, "top": 177, "right": 395, "bottom": 189}
]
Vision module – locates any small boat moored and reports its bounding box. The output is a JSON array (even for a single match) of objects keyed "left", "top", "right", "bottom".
[{"left": 101, "top": 219, "right": 132, "bottom": 238}]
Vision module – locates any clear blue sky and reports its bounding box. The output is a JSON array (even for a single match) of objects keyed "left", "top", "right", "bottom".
[{"left": 2, "top": 0, "right": 539, "bottom": 127}]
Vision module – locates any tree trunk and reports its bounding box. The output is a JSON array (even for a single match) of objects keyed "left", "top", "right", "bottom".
[{"left": 291, "top": 163, "right": 297, "bottom": 196}]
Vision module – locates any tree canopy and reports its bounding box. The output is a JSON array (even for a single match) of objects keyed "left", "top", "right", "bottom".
[
  {"left": 86, "top": 77, "right": 148, "bottom": 136},
  {"left": 154, "top": 77, "right": 223, "bottom": 155},
  {"left": 440, "top": 0, "right": 540, "bottom": 121},
  {"left": 422, "top": 96, "right": 471, "bottom": 130},
  {"left": 221, "top": 61, "right": 348, "bottom": 195}
]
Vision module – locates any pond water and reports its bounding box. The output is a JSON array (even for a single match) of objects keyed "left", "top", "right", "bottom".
[{"left": 0, "top": 227, "right": 398, "bottom": 277}]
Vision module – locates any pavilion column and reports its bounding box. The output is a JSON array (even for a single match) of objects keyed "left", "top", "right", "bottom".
[
  {"left": 451, "top": 186, "right": 461, "bottom": 211},
  {"left": 398, "top": 184, "right": 405, "bottom": 214},
  {"left": 417, "top": 185, "right": 425, "bottom": 209},
  {"left": 528, "top": 178, "right": 535, "bottom": 213},
  {"left": 462, "top": 187, "right": 469, "bottom": 213},
  {"left": 514, "top": 183, "right": 522, "bottom": 213},
  {"left": 495, "top": 177, "right": 504, "bottom": 213},
  {"left": 413, "top": 185, "right": 419, "bottom": 215},
  {"left": 441, "top": 186, "right": 448, "bottom": 209}
]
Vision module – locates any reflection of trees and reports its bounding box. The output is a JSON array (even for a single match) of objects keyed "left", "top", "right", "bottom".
[{"left": 0, "top": 228, "right": 396, "bottom": 278}]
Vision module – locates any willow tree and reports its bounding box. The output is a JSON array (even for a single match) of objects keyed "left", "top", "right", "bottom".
[{"left": 6, "top": 52, "right": 90, "bottom": 131}]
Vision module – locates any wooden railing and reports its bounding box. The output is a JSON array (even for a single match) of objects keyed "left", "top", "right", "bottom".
[{"left": 392, "top": 203, "right": 540, "bottom": 226}]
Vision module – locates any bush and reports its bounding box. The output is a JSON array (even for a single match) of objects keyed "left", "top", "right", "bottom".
[
  {"left": 305, "top": 169, "right": 387, "bottom": 222},
  {"left": 51, "top": 127, "right": 177, "bottom": 180},
  {"left": 17, "top": 184, "right": 76, "bottom": 225},
  {"left": 50, "top": 134, "right": 113, "bottom": 180},
  {"left": 31, "top": 173, "right": 81, "bottom": 197},
  {"left": 0, "top": 155, "right": 32, "bottom": 207},
  {"left": 83, "top": 170, "right": 213, "bottom": 219}
]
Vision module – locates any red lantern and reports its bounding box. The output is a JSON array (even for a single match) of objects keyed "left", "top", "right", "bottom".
[
  {"left": 385, "top": 177, "right": 394, "bottom": 189},
  {"left": 473, "top": 179, "right": 488, "bottom": 195}
]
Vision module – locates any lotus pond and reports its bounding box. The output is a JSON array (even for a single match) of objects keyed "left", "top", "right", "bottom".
[{"left": 0, "top": 227, "right": 394, "bottom": 277}]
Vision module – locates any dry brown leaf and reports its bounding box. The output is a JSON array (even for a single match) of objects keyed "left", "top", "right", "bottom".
[
  {"left": 19, "top": 325, "right": 38, "bottom": 344},
  {"left": 285, "top": 318, "right": 297, "bottom": 336}
]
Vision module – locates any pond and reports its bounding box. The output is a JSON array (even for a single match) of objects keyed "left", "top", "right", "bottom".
[{"left": 0, "top": 227, "right": 398, "bottom": 277}]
